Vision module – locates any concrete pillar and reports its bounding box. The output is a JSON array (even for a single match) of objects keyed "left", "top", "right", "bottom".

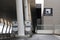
[{"left": 16, "top": 0, "right": 25, "bottom": 36}]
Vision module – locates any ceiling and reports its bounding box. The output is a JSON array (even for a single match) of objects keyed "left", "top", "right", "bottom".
[
  {"left": 0, "top": 0, "right": 16, "bottom": 20},
  {"left": 0, "top": 0, "right": 35, "bottom": 20}
]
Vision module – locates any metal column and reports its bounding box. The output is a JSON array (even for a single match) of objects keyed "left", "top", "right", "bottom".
[
  {"left": 24, "top": 0, "right": 29, "bottom": 21},
  {"left": 24, "top": 0, "right": 32, "bottom": 27}
]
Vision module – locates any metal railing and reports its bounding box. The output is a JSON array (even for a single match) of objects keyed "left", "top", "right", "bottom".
[{"left": 35, "top": 24, "right": 60, "bottom": 34}]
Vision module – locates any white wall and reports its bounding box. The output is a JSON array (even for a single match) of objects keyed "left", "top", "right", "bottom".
[{"left": 44, "top": 0, "right": 60, "bottom": 30}]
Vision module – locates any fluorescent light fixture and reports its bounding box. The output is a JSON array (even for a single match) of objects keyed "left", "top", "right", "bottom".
[
  {"left": 6, "top": 26, "right": 10, "bottom": 33},
  {"left": 0, "top": 23, "right": 3, "bottom": 33},
  {"left": 10, "top": 24, "right": 12, "bottom": 33},
  {"left": 3, "top": 25, "right": 7, "bottom": 33},
  {"left": 10, "top": 26, "right": 12, "bottom": 33}
]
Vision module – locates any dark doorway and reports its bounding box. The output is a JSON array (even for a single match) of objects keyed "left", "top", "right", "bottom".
[
  {"left": 36, "top": 8, "right": 42, "bottom": 30},
  {"left": 36, "top": 8, "right": 41, "bottom": 18},
  {"left": 31, "top": 7, "right": 41, "bottom": 33}
]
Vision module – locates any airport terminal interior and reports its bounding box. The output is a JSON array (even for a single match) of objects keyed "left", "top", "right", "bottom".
[{"left": 0, "top": 0, "right": 60, "bottom": 40}]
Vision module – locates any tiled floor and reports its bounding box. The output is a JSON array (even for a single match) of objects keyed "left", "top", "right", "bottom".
[{"left": 1, "top": 34, "right": 60, "bottom": 40}]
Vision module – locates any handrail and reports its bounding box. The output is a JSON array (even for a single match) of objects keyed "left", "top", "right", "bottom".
[{"left": 36, "top": 24, "right": 60, "bottom": 30}]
